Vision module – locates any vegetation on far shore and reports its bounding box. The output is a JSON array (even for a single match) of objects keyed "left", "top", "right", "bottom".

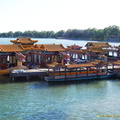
[{"left": 1, "top": 25, "right": 120, "bottom": 41}]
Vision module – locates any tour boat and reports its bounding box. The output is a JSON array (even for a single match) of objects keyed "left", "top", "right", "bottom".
[
  {"left": 44, "top": 63, "right": 116, "bottom": 82},
  {"left": 45, "top": 73, "right": 115, "bottom": 82},
  {"left": 45, "top": 71, "right": 115, "bottom": 82}
]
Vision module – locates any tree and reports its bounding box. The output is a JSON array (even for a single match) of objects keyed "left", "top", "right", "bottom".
[
  {"left": 55, "top": 30, "right": 65, "bottom": 38},
  {"left": 0, "top": 25, "right": 120, "bottom": 40},
  {"left": 108, "top": 25, "right": 120, "bottom": 37},
  {"left": 23, "top": 31, "right": 34, "bottom": 37},
  {"left": 0, "top": 33, "right": 8, "bottom": 37},
  {"left": 7, "top": 31, "right": 14, "bottom": 38},
  {"left": 13, "top": 31, "right": 23, "bottom": 37}
]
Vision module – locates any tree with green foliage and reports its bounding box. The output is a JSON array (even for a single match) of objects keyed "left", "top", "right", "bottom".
[{"left": 0, "top": 25, "right": 120, "bottom": 41}]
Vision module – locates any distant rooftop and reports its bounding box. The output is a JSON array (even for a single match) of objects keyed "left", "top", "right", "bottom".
[
  {"left": 85, "top": 42, "right": 111, "bottom": 48},
  {"left": 32, "top": 43, "right": 66, "bottom": 51},
  {"left": 67, "top": 44, "right": 82, "bottom": 50},
  {"left": 10, "top": 38, "right": 38, "bottom": 44}
]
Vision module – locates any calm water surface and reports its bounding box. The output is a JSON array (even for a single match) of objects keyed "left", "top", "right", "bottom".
[
  {"left": 0, "top": 38, "right": 120, "bottom": 120},
  {"left": 1, "top": 79, "right": 120, "bottom": 120}
]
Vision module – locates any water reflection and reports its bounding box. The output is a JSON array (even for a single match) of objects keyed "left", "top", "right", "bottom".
[
  {"left": 0, "top": 76, "right": 10, "bottom": 83},
  {"left": 29, "top": 82, "right": 49, "bottom": 89},
  {"left": 26, "top": 110, "right": 68, "bottom": 120},
  {"left": 47, "top": 79, "right": 101, "bottom": 86}
]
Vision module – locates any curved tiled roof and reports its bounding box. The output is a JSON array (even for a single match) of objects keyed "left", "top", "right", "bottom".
[
  {"left": 67, "top": 63, "right": 95, "bottom": 68},
  {"left": 10, "top": 38, "right": 38, "bottom": 44},
  {"left": 67, "top": 44, "right": 82, "bottom": 49},
  {"left": 32, "top": 44, "right": 66, "bottom": 51},
  {"left": 86, "top": 47, "right": 108, "bottom": 53},
  {"left": 70, "top": 49, "right": 86, "bottom": 53},
  {"left": 112, "top": 60, "right": 120, "bottom": 65},
  {"left": 85, "top": 42, "right": 111, "bottom": 47},
  {"left": 0, "top": 44, "right": 25, "bottom": 52}
]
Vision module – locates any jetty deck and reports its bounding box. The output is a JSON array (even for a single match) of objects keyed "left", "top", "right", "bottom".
[{"left": 10, "top": 68, "right": 51, "bottom": 81}]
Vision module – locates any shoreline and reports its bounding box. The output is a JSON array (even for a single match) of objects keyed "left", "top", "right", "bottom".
[
  {"left": 0, "top": 37, "right": 120, "bottom": 43},
  {"left": 62, "top": 38, "right": 120, "bottom": 43}
]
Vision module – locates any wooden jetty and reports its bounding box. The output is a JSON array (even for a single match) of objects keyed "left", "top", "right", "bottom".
[{"left": 10, "top": 68, "right": 50, "bottom": 82}]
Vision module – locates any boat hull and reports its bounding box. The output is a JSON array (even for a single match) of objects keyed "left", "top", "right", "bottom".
[{"left": 45, "top": 73, "right": 115, "bottom": 82}]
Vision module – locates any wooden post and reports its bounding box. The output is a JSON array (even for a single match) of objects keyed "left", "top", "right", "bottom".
[
  {"left": 59, "top": 67, "right": 60, "bottom": 75},
  {"left": 112, "top": 51, "right": 114, "bottom": 59},
  {"left": 61, "top": 58, "right": 64, "bottom": 65},
  {"left": 76, "top": 68, "right": 77, "bottom": 77},
  {"left": 112, "top": 64, "right": 114, "bottom": 72},
  {"left": 53, "top": 67, "right": 55, "bottom": 80},
  {"left": 118, "top": 49, "right": 120, "bottom": 59},
  {"left": 96, "top": 66, "right": 98, "bottom": 77},
  {"left": 80, "top": 67, "right": 81, "bottom": 74},
  {"left": 17, "top": 60, "right": 22, "bottom": 66},
  {"left": 31, "top": 53, "right": 33, "bottom": 63},
  {"left": 86, "top": 67, "right": 88, "bottom": 77},
  {"left": 12, "top": 76, "right": 14, "bottom": 82},
  {"left": 106, "top": 64, "right": 108, "bottom": 75},
  {"left": 27, "top": 74, "right": 29, "bottom": 81},
  {"left": 65, "top": 67, "right": 67, "bottom": 81}
]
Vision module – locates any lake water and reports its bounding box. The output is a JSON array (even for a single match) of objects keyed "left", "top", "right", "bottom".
[
  {"left": 0, "top": 38, "right": 120, "bottom": 120},
  {"left": 0, "top": 38, "right": 120, "bottom": 47}
]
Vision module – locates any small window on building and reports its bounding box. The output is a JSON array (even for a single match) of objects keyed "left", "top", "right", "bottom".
[{"left": 1, "top": 57, "right": 7, "bottom": 64}]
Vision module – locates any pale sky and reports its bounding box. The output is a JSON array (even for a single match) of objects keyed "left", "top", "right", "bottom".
[{"left": 0, "top": 0, "right": 120, "bottom": 32}]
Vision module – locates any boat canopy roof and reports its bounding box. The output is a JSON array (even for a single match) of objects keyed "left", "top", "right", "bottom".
[{"left": 67, "top": 63, "right": 95, "bottom": 68}]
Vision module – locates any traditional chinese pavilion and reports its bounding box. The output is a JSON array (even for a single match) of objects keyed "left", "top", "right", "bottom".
[
  {"left": 24, "top": 44, "right": 67, "bottom": 67},
  {"left": 85, "top": 46, "right": 109, "bottom": 61},
  {"left": 0, "top": 44, "right": 25, "bottom": 69},
  {"left": 0, "top": 38, "right": 38, "bottom": 69}
]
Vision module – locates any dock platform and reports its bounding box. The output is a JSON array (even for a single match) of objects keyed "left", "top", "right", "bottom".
[{"left": 10, "top": 69, "right": 49, "bottom": 81}]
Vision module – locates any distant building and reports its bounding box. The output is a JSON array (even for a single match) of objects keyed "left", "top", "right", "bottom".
[
  {"left": 85, "top": 42, "right": 111, "bottom": 48},
  {"left": 10, "top": 37, "right": 38, "bottom": 46},
  {"left": 67, "top": 44, "right": 82, "bottom": 50}
]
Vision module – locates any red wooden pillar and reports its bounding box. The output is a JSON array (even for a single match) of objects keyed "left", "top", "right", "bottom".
[{"left": 31, "top": 51, "right": 34, "bottom": 63}]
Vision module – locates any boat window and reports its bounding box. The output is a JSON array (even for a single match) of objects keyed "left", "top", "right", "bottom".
[{"left": 1, "top": 57, "right": 7, "bottom": 64}]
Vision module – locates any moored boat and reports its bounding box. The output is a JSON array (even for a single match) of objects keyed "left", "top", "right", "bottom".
[
  {"left": 45, "top": 63, "right": 116, "bottom": 82},
  {"left": 45, "top": 72, "right": 115, "bottom": 82}
]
